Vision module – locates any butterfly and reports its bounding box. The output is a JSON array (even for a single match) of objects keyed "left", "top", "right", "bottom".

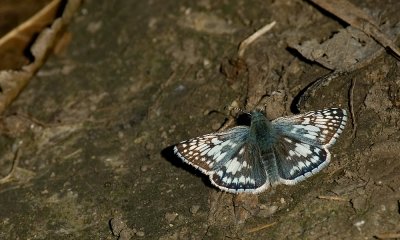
[{"left": 174, "top": 108, "right": 347, "bottom": 194}]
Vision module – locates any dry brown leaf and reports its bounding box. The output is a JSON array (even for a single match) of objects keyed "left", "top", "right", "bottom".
[
  {"left": 290, "top": 26, "right": 400, "bottom": 71},
  {"left": 0, "top": 0, "right": 82, "bottom": 114},
  {"left": 310, "top": 0, "right": 400, "bottom": 59}
]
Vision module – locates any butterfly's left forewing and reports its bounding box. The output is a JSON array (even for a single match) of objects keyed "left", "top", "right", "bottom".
[{"left": 272, "top": 108, "right": 347, "bottom": 147}]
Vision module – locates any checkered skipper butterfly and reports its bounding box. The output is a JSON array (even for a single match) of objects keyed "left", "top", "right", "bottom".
[{"left": 174, "top": 108, "right": 347, "bottom": 194}]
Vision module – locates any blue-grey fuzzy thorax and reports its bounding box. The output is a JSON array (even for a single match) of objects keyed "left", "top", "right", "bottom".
[{"left": 250, "top": 111, "right": 276, "bottom": 150}]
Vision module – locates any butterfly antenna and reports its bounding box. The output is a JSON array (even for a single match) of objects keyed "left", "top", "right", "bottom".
[{"left": 225, "top": 106, "right": 251, "bottom": 116}]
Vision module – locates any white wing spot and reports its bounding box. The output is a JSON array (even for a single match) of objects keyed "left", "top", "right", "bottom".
[
  {"left": 290, "top": 128, "right": 298, "bottom": 134},
  {"left": 303, "top": 133, "right": 317, "bottom": 139},
  {"left": 246, "top": 177, "right": 252, "bottom": 184},
  {"left": 294, "top": 143, "right": 312, "bottom": 157},
  {"left": 303, "top": 125, "right": 320, "bottom": 132},
  {"left": 239, "top": 148, "right": 245, "bottom": 155},
  {"left": 302, "top": 118, "right": 310, "bottom": 124},
  {"left": 232, "top": 178, "right": 239, "bottom": 185},
  {"left": 284, "top": 138, "right": 293, "bottom": 143},
  {"left": 297, "top": 161, "right": 306, "bottom": 170},
  {"left": 207, "top": 141, "right": 230, "bottom": 157},
  {"left": 226, "top": 157, "right": 241, "bottom": 174},
  {"left": 200, "top": 148, "right": 211, "bottom": 156},
  {"left": 196, "top": 143, "right": 207, "bottom": 149},
  {"left": 290, "top": 166, "right": 300, "bottom": 176},
  {"left": 230, "top": 142, "right": 237, "bottom": 148},
  {"left": 238, "top": 176, "right": 246, "bottom": 184},
  {"left": 289, "top": 150, "right": 296, "bottom": 157},
  {"left": 211, "top": 138, "right": 222, "bottom": 144},
  {"left": 249, "top": 178, "right": 255, "bottom": 185},
  {"left": 215, "top": 152, "right": 227, "bottom": 162},
  {"left": 242, "top": 161, "right": 248, "bottom": 168},
  {"left": 311, "top": 155, "right": 320, "bottom": 163},
  {"left": 222, "top": 176, "right": 232, "bottom": 184},
  {"left": 189, "top": 145, "right": 196, "bottom": 150}
]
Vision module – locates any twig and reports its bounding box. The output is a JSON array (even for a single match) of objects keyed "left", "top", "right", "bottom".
[
  {"left": 374, "top": 232, "right": 400, "bottom": 239},
  {"left": 349, "top": 78, "right": 357, "bottom": 139},
  {"left": 0, "top": 143, "right": 21, "bottom": 184},
  {"left": 245, "top": 222, "right": 277, "bottom": 234},
  {"left": 238, "top": 21, "right": 276, "bottom": 58},
  {"left": 317, "top": 195, "right": 348, "bottom": 202}
]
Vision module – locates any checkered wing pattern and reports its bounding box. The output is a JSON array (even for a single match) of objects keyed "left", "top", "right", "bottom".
[
  {"left": 174, "top": 126, "right": 270, "bottom": 193},
  {"left": 271, "top": 108, "right": 347, "bottom": 184},
  {"left": 174, "top": 108, "right": 347, "bottom": 194}
]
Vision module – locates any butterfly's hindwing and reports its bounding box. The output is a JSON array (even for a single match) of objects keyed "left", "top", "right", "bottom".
[
  {"left": 272, "top": 136, "right": 329, "bottom": 184},
  {"left": 210, "top": 139, "right": 270, "bottom": 193},
  {"left": 174, "top": 126, "right": 270, "bottom": 193}
]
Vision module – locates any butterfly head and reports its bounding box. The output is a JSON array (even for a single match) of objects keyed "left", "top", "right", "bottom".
[{"left": 249, "top": 110, "right": 268, "bottom": 123}]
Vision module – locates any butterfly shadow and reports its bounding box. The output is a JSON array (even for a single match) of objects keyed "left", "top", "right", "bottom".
[{"left": 161, "top": 145, "right": 216, "bottom": 189}]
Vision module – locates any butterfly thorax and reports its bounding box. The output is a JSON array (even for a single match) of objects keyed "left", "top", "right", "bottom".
[{"left": 249, "top": 111, "right": 276, "bottom": 151}]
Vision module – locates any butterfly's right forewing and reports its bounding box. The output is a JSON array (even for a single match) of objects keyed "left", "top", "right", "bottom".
[{"left": 174, "top": 126, "right": 249, "bottom": 174}]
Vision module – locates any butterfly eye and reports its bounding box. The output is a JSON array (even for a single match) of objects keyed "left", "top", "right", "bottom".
[{"left": 236, "top": 112, "right": 252, "bottom": 126}]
